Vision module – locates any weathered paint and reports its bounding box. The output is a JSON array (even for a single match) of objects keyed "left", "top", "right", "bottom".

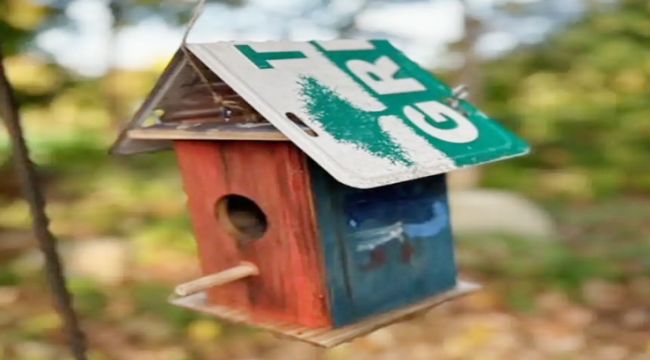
[
  {"left": 304, "top": 40, "right": 527, "bottom": 168},
  {"left": 174, "top": 141, "right": 331, "bottom": 328},
  {"left": 300, "top": 76, "right": 412, "bottom": 166},
  {"left": 183, "top": 39, "right": 529, "bottom": 188},
  {"left": 309, "top": 162, "right": 457, "bottom": 327}
]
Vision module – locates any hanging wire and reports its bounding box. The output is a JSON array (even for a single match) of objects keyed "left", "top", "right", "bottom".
[
  {"left": 179, "top": 0, "right": 251, "bottom": 122},
  {"left": 0, "top": 45, "right": 88, "bottom": 360},
  {"left": 181, "top": 0, "right": 225, "bottom": 108},
  {"left": 182, "top": 0, "right": 207, "bottom": 45}
]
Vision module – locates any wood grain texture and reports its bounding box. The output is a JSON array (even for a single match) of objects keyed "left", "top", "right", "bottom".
[
  {"left": 174, "top": 140, "right": 330, "bottom": 328},
  {"left": 170, "top": 280, "right": 480, "bottom": 347}
]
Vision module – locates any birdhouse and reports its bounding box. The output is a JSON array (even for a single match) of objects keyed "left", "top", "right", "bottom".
[{"left": 111, "top": 40, "right": 529, "bottom": 347}]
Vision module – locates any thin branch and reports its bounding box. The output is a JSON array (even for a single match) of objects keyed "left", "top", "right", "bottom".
[{"left": 0, "top": 45, "right": 88, "bottom": 360}]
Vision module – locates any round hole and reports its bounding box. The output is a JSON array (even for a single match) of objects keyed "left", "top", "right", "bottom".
[
  {"left": 216, "top": 195, "right": 268, "bottom": 243},
  {"left": 286, "top": 112, "right": 318, "bottom": 137}
]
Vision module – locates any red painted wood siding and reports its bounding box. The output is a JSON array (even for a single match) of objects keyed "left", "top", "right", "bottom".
[{"left": 174, "top": 140, "right": 331, "bottom": 328}]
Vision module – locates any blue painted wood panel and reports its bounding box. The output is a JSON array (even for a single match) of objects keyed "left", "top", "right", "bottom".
[{"left": 310, "top": 162, "right": 457, "bottom": 327}]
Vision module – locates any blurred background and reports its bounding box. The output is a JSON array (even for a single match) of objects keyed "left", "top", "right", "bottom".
[{"left": 0, "top": 0, "right": 649, "bottom": 359}]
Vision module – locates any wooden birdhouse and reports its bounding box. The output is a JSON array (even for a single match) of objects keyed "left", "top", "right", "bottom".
[{"left": 111, "top": 40, "right": 529, "bottom": 347}]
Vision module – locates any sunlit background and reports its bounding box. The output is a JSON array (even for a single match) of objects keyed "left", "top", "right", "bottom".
[{"left": 1, "top": 0, "right": 649, "bottom": 359}]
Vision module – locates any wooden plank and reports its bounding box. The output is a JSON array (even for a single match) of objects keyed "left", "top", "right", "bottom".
[
  {"left": 174, "top": 141, "right": 250, "bottom": 310},
  {"left": 173, "top": 141, "right": 330, "bottom": 328},
  {"left": 310, "top": 162, "right": 458, "bottom": 327},
  {"left": 129, "top": 122, "right": 290, "bottom": 141},
  {"left": 170, "top": 280, "right": 480, "bottom": 348}
]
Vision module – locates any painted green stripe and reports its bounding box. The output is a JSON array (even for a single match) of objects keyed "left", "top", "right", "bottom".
[{"left": 235, "top": 45, "right": 307, "bottom": 69}]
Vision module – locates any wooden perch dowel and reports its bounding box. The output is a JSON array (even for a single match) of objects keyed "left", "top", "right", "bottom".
[{"left": 175, "top": 262, "right": 259, "bottom": 297}]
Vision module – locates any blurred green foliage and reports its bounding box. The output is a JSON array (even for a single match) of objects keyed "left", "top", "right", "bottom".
[
  {"left": 68, "top": 278, "right": 110, "bottom": 318},
  {"left": 482, "top": 0, "right": 650, "bottom": 199}
]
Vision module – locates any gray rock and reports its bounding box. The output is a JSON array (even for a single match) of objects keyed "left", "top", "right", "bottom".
[
  {"left": 448, "top": 190, "right": 555, "bottom": 239},
  {"left": 447, "top": 168, "right": 482, "bottom": 190}
]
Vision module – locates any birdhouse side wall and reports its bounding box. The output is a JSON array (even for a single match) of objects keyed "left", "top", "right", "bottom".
[
  {"left": 174, "top": 140, "right": 331, "bottom": 328},
  {"left": 309, "top": 163, "right": 458, "bottom": 327}
]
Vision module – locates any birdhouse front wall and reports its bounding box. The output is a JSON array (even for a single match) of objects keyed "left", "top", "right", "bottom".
[
  {"left": 310, "top": 164, "right": 457, "bottom": 327},
  {"left": 173, "top": 140, "right": 331, "bottom": 328}
]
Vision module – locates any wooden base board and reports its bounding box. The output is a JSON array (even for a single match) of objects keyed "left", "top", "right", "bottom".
[{"left": 169, "top": 280, "right": 480, "bottom": 348}]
